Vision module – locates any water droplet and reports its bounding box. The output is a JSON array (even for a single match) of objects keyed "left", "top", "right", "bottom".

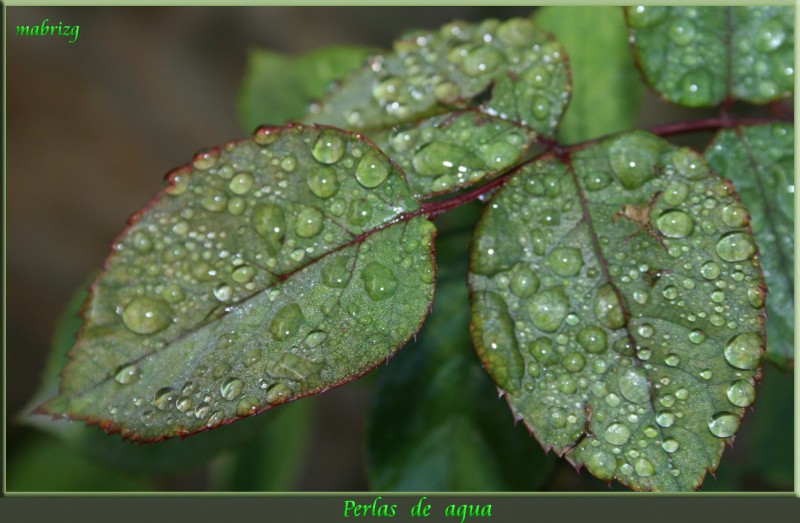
[
  {"left": 130, "top": 230, "right": 153, "bottom": 254},
  {"left": 253, "top": 126, "right": 280, "bottom": 145},
  {"left": 708, "top": 411, "right": 740, "bottom": 438},
  {"left": 605, "top": 422, "right": 631, "bottom": 445},
  {"left": 585, "top": 450, "right": 617, "bottom": 481},
  {"left": 509, "top": 267, "right": 539, "bottom": 298},
  {"left": 663, "top": 182, "right": 689, "bottom": 206},
  {"left": 269, "top": 303, "right": 304, "bottom": 341},
  {"left": 656, "top": 411, "right": 675, "bottom": 428},
  {"left": 531, "top": 96, "right": 551, "bottom": 121},
  {"left": 634, "top": 458, "right": 655, "bottom": 477},
  {"left": 700, "top": 261, "right": 721, "bottom": 280},
  {"left": 305, "top": 330, "right": 328, "bottom": 348},
  {"left": 194, "top": 403, "right": 211, "bottom": 420},
  {"left": 152, "top": 387, "right": 175, "bottom": 411},
  {"left": 252, "top": 203, "right": 286, "bottom": 255},
  {"left": 578, "top": 326, "right": 607, "bottom": 354},
  {"left": 549, "top": 407, "right": 567, "bottom": 428},
  {"left": 114, "top": 364, "right": 140, "bottom": 385},
  {"left": 307, "top": 167, "right": 340, "bottom": 199},
  {"left": 619, "top": 368, "right": 650, "bottom": 404},
  {"left": 280, "top": 156, "right": 297, "bottom": 172},
  {"left": 688, "top": 329, "right": 705, "bottom": 344},
  {"left": 347, "top": 198, "right": 372, "bottom": 227},
  {"left": 266, "top": 383, "right": 293, "bottom": 405},
  {"left": 214, "top": 284, "right": 233, "bottom": 302},
  {"left": 721, "top": 204, "right": 749, "bottom": 228},
  {"left": 626, "top": 6, "right": 668, "bottom": 28},
  {"left": 637, "top": 323, "right": 654, "bottom": 338},
  {"left": 755, "top": 19, "right": 786, "bottom": 53},
  {"left": 412, "top": 142, "right": 475, "bottom": 177},
  {"left": 122, "top": 297, "right": 173, "bottom": 335},
  {"left": 665, "top": 353, "right": 680, "bottom": 367},
  {"left": 176, "top": 396, "right": 193, "bottom": 412},
  {"left": 236, "top": 396, "right": 260, "bottom": 416},
  {"left": 662, "top": 438, "right": 679, "bottom": 453},
  {"left": 529, "top": 337, "right": 559, "bottom": 365},
  {"left": 192, "top": 149, "right": 219, "bottom": 170},
  {"left": 207, "top": 410, "right": 224, "bottom": 427},
  {"left": 312, "top": 131, "right": 345, "bottom": 164},
  {"left": 322, "top": 256, "right": 352, "bottom": 288},
  {"left": 593, "top": 283, "right": 625, "bottom": 329},
  {"left": 528, "top": 287, "right": 569, "bottom": 332},
  {"left": 549, "top": 247, "right": 583, "bottom": 277},
  {"left": 295, "top": 207, "right": 324, "bottom": 238},
  {"left": 229, "top": 172, "right": 254, "bottom": 195},
  {"left": 355, "top": 153, "right": 390, "bottom": 188},
  {"left": 727, "top": 379, "right": 756, "bottom": 407},
  {"left": 724, "top": 332, "right": 763, "bottom": 369},
  {"left": 715, "top": 232, "right": 756, "bottom": 262},
  {"left": 232, "top": 265, "right": 256, "bottom": 284},
  {"left": 669, "top": 18, "right": 696, "bottom": 46},
  {"left": 679, "top": 69, "right": 714, "bottom": 107},
  {"left": 608, "top": 133, "right": 659, "bottom": 190},
  {"left": 362, "top": 262, "right": 398, "bottom": 301},
  {"left": 562, "top": 353, "right": 585, "bottom": 373},
  {"left": 220, "top": 378, "right": 244, "bottom": 401},
  {"left": 657, "top": 210, "right": 694, "bottom": 238},
  {"left": 141, "top": 410, "right": 156, "bottom": 426},
  {"left": 463, "top": 45, "right": 505, "bottom": 76}
]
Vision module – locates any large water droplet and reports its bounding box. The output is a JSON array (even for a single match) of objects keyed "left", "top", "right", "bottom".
[
  {"left": 122, "top": 297, "right": 173, "bottom": 335},
  {"left": 549, "top": 247, "right": 583, "bottom": 277},
  {"left": 321, "top": 256, "right": 352, "bottom": 288},
  {"left": 307, "top": 167, "right": 340, "bottom": 199},
  {"left": 361, "top": 262, "right": 398, "bottom": 301},
  {"left": 619, "top": 368, "right": 650, "bottom": 404},
  {"left": 657, "top": 210, "right": 694, "bottom": 238},
  {"left": 528, "top": 287, "right": 569, "bottom": 332},
  {"left": 220, "top": 378, "right": 244, "bottom": 401},
  {"left": 509, "top": 266, "right": 539, "bottom": 298},
  {"left": 295, "top": 207, "right": 324, "bottom": 238},
  {"left": 721, "top": 204, "right": 749, "bottom": 228},
  {"left": 412, "top": 142, "right": 477, "bottom": 177},
  {"left": 585, "top": 450, "right": 617, "bottom": 481},
  {"left": 727, "top": 379, "right": 756, "bottom": 407},
  {"left": 355, "top": 153, "right": 390, "bottom": 188},
  {"left": 252, "top": 203, "right": 286, "bottom": 255},
  {"left": 312, "top": 131, "right": 345, "bottom": 164},
  {"left": 634, "top": 458, "right": 655, "bottom": 477},
  {"left": 593, "top": 283, "right": 626, "bottom": 329},
  {"left": 708, "top": 411, "right": 740, "bottom": 438},
  {"left": 605, "top": 422, "right": 631, "bottom": 445},
  {"left": 578, "top": 326, "right": 607, "bottom": 353},
  {"left": 269, "top": 303, "right": 304, "bottom": 341},
  {"left": 715, "top": 232, "right": 757, "bottom": 262},
  {"left": 724, "top": 332, "right": 763, "bottom": 369},
  {"left": 114, "top": 364, "right": 140, "bottom": 385},
  {"left": 608, "top": 133, "right": 660, "bottom": 190}
]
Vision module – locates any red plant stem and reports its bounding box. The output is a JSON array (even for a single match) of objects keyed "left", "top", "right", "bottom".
[{"left": 418, "top": 114, "right": 789, "bottom": 218}]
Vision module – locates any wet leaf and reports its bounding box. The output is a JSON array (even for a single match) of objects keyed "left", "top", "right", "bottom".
[
  {"left": 368, "top": 228, "right": 555, "bottom": 491},
  {"left": 626, "top": 6, "right": 794, "bottom": 107},
  {"left": 307, "top": 17, "right": 570, "bottom": 138},
  {"left": 705, "top": 124, "right": 794, "bottom": 367},
  {"left": 469, "top": 130, "right": 766, "bottom": 491},
  {"left": 534, "top": 6, "right": 643, "bottom": 143},
  {"left": 237, "top": 46, "right": 377, "bottom": 131},
  {"left": 38, "top": 124, "right": 436, "bottom": 441}
]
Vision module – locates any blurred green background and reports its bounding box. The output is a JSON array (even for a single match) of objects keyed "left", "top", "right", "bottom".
[{"left": 6, "top": 6, "right": 793, "bottom": 492}]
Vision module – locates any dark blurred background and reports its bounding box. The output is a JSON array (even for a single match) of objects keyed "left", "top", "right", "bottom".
[{"left": 6, "top": 6, "right": 792, "bottom": 492}]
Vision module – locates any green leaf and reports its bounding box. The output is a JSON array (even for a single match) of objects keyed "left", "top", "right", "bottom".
[
  {"left": 534, "top": 6, "right": 643, "bottom": 143},
  {"left": 469, "top": 130, "right": 766, "bottom": 491},
  {"left": 307, "top": 18, "right": 570, "bottom": 139},
  {"left": 626, "top": 6, "right": 794, "bottom": 107},
  {"left": 210, "top": 399, "right": 314, "bottom": 491},
  {"left": 237, "top": 46, "right": 377, "bottom": 132},
  {"left": 8, "top": 434, "right": 153, "bottom": 492},
  {"left": 39, "top": 124, "right": 436, "bottom": 441},
  {"left": 21, "top": 280, "right": 308, "bottom": 475},
  {"left": 368, "top": 227, "right": 555, "bottom": 491},
  {"left": 705, "top": 124, "right": 794, "bottom": 367}
]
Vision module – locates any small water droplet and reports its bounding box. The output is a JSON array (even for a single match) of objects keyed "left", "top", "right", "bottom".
[
  {"left": 307, "top": 167, "right": 340, "bottom": 199},
  {"left": 214, "top": 284, "right": 233, "bottom": 302},
  {"left": 593, "top": 283, "right": 625, "bottom": 329},
  {"left": 236, "top": 396, "right": 260, "bottom": 416},
  {"left": 549, "top": 247, "right": 583, "bottom": 277},
  {"left": 509, "top": 267, "right": 539, "bottom": 298},
  {"left": 562, "top": 353, "right": 585, "bottom": 373},
  {"left": 528, "top": 286, "right": 569, "bottom": 332},
  {"left": 724, "top": 332, "right": 763, "bottom": 369},
  {"left": 312, "top": 131, "right": 345, "bottom": 164},
  {"left": 656, "top": 411, "right": 675, "bottom": 428},
  {"left": 634, "top": 458, "right": 655, "bottom": 477},
  {"left": 266, "top": 383, "right": 293, "bottom": 405},
  {"left": 605, "top": 422, "right": 631, "bottom": 445},
  {"left": 229, "top": 172, "right": 254, "bottom": 195},
  {"left": 585, "top": 450, "right": 617, "bottom": 481},
  {"left": 665, "top": 353, "right": 680, "bottom": 367},
  {"left": 221, "top": 378, "right": 244, "bottom": 401},
  {"left": 662, "top": 438, "right": 679, "bottom": 453},
  {"left": 708, "top": 411, "right": 740, "bottom": 438},
  {"left": 355, "top": 153, "right": 390, "bottom": 188},
  {"left": 657, "top": 210, "right": 694, "bottom": 238},
  {"left": 152, "top": 387, "right": 175, "bottom": 411},
  {"left": 114, "top": 364, "right": 140, "bottom": 385},
  {"left": 727, "top": 379, "right": 756, "bottom": 407},
  {"left": 688, "top": 329, "right": 705, "bottom": 344},
  {"left": 122, "top": 297, "right": 173, "bottom": 335},
  {"left": 619, "top": 368, "right": 650, "bottom": 404},
  {"left": 578, "top": 326, "right": 607, "bottom": 353},
  {"left": 295, "top": 207, "right": 324, "bottom": 238},
  {"left": 269, "top": 303, "right": 305, "bottom": 341},
  {"left": 362, "top": 262, "right": 398, "bottom": 301}
]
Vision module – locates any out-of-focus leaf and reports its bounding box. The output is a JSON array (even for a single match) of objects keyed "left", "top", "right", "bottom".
[
  {"left": 534, "top": 6, "right": 643, "bottom": 143},
  {"left": 38, "top": 125, "right": 436, "bottom": 442},
  {"left": 237, "top": 46, "right": 378, "bottom": 132},
  {"left": 210, "top": 399, "right": 314, "bottom": 491},
  {"left": 307, "top": 18, "right": 570, "bottom": 139},
  {"left": 626, "top": 6, "right": 794, "bottom": 107},
  {"left": 8, "top": 434, "right": 152, "bottom": 492},
  {"left": 705, "top": 124, "right": 794, "bottom": 368},
  {"left": 470, "top": 130, "right": 766, "bottom": 491},
  {"left": 369, "top": 229, "right": 555, "bottom": 491}
]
